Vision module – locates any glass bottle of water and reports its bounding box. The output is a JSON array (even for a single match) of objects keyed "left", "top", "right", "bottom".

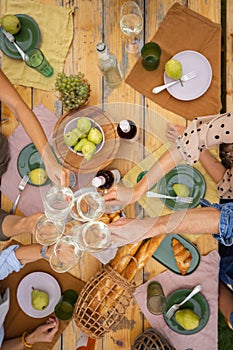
[{"left": 96, "top": 43, "right": 122, "bottom": 88}]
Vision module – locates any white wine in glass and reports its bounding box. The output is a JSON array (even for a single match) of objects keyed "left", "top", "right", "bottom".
[{"left": 120, "top": 1, "right": 143, "bottom": 54}]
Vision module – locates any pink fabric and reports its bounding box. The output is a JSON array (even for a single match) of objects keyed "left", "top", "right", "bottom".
[
  {"left": 134, "top": 250, "right": 220, "bottom": 350},
  {"left": 0, "top": 104, "right": 57, "bottom": 216}
]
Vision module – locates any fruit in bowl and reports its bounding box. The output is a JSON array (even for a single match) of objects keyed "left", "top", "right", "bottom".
[{"left": 64, "top": 116, "right": 104, "bottom": 160}]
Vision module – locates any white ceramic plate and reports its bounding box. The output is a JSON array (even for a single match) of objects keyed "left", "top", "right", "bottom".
[
  {"left": 164, "top": 50, "right": 212, "bottom": 101},
  {"left": 17, "top": 272, "right": 61, "bottom": 318}
]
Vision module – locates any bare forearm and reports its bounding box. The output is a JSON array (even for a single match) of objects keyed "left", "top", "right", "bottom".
[
  {"left": 2, "top": 213, "right": 42, "bottom": 238},
  {"left": 14, "top": 244, "right": 53, "bottom": 264},
  {"left": 1, "top": 336, "right": 25, "bottom": 350},
  {"left": 199, "top": 149, "right": 226, "bottom": 184},
  {"left": 145, "top": 207, "right": 220, "bottom": 239},
  {"left": 133, "top": 145, "right": 183, "bottom": 202}
]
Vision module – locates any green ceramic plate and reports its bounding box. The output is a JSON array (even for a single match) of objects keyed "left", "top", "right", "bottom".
[
  {"left": 157, "top": 164, "right": 206, "bottom": 210},
  {"left": 0, "top": 14, "right": 40, "bottom": 59},
  {"left": 163, "top": 288, "right": 210, "bottom": 335},
  {"left": 17, "top": 143, "right": 50, "bottom": 187},
  {"left": 152, "top": 234, "right": 200, "bottom": 275}
]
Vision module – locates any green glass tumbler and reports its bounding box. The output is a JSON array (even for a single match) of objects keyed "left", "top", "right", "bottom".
[
  {"left": 54, "top": 289, "right": 78, "bottom": 321},
  {"left": 25, "top": 48, "right": 54, "bottom": 77},
  {"left": 141, "top": 42, "right": 161, "bottom": 71}
]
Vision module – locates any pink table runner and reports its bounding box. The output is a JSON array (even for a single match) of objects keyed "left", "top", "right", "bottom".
[
  {"left": 0, "top": 104, "right": 57, "bottom": 216},
  {"left": 134, "top": 250, "right": 220, "bottom": 350}
]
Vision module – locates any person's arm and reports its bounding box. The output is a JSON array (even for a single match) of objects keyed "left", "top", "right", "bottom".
[
  {"left": 0, "top": 69, "right": 70, "bottom": 186},
  {"left": 219, "top": 281, "right": 233, "bottom": 330},
  {"left": 1, "top": 317, "right": 59, "bottom": 350},
  {"left": 1, "top": 212, "right": 42, "bottom": 239},
  {"left": 14, "top": 244, "right": 54, "bottom": 264},
  {"left": 109, "top": 207, "right": 221, "bottom": 245}
]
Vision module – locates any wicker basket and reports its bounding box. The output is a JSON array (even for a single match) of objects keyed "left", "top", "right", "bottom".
[
  {"left": 132, "top": 328, "right": 176, "bottom": 350},
  {"left": 74, "top": 264, "right": 135, "bottom": 338}
]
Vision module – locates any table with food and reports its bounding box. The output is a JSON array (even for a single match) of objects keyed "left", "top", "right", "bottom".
[{"left": 0, "top": 1, "right": 229, "bottom": 350}]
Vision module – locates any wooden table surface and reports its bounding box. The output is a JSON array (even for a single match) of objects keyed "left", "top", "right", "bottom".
[{"left": 1, "top": 1, "right": 233, "bottom": 349}]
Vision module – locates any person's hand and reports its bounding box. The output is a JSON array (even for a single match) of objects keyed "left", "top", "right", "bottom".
[
  {"left": 109, "top": 217, "right": 156, "bottom": 245},
  {"left": 166, "top": 123, "right": 185, "bottom": 142},
  {"left": 103, "top": 183, "right": 135, "bottom": 211},
  {"left": 45, "top": 160, "right": 71, "bottom": 187},
  {"left": 26, "top": 317, "right": 59, "bottom": 344}
]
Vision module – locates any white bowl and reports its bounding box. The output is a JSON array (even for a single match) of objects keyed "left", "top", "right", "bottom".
[{"left": 64, "top": 117, "right": 105, "bottom": 156}]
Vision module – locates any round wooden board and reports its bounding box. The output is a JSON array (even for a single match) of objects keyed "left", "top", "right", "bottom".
[{"left": 52, "top": 106, "right": 120, "bottom": 173}]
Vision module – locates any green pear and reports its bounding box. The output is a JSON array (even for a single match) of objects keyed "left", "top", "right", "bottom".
[
  {"left": 64, "top": 131, "right": 78, "bottom": 147},
  {"left": 175, "top": 309, "right": 199, "bottom": 330},
  {"left": 76, "top": 117, "right": 92, "bottom": 134},
  {"left": 73, "top": 138, "right": 88, "bottom": 152},
  {"left": 31, "top": 289, "right": 49, "bottom": 310},
  {"left": 1, "top": 15, "right": 21, "bottom": 34},
  {"left": 72, "top": 127, "right": 87, "bottom": 139},
  {"left": 172, "top": 183, "right": 190, "bottom": 197},
  {"left": 87, "top": 128, "right": 103, "bottom": 145},
  {"left": 165, "top": 59, "right": 182, "bottom": 80},
  {"left": 81, "top": 141, "right": 96, "bottom": 160}
]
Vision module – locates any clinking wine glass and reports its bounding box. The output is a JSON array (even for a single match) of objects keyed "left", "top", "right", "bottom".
[
  {"left": 120, "top": 1, "right": 143, "bottom": 54},
  {"left": 44, "top": 185, "right": 75, "bottom": 222},
  {"left": 70, "top": 191, "right": 105, "bottom": 222},
  {"left": 35, "top": 186, "right": 74, "bottom": 246},
  {"left": 49, "top": 235, "right": 83, "bottom": 273},
  {"left": 72, "top": 221, "right": 111, "bottom": 252}
]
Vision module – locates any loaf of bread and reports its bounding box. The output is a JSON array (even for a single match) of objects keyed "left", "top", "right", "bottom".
[{"left": 123, "top": 234, "right": 165, "bottom": 281}]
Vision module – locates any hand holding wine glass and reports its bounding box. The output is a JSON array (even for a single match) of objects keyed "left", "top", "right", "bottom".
[{"left": 120, "top": 1, "right": 143, "bottom": 54}]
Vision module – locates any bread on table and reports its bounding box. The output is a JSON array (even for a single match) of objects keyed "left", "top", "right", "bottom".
[{"left": 171, "top": 238, "right": 192, "bottom": 275}]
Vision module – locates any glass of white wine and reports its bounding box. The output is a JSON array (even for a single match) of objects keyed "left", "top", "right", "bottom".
[
  {"left": 120, "top": 1, "right": 143, "bottom": 54},
  {"left": 70, "top": 191, "right": 105, "bottom": 222},
  {"left": 72, "top": 221, "right": 111, "bottom": 252}
]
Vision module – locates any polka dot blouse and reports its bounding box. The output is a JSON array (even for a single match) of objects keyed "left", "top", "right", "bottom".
[{"left": 176, "top": 112, "right": 233, "bottom": 199}]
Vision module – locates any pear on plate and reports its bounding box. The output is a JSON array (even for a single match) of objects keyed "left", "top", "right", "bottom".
[
  {"left": 31, "top": 288, "right": 49, "bottom": 310},
  {"left": 165, "top": 59, "right": 182, "bottom": 80},
  {"left": 175, "top": 308, "right": 199, "bottom": 330},
  {"left": 172, "top": 183, "right": 190, "bottom": 197},
  {"left": 29, "top": 168, "right": 48, "bottom": 186},
  {"left": 1, "top": 14, "right": 21, "bottom": 34}
]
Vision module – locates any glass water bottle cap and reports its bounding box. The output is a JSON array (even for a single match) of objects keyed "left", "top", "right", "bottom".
[
  {"left": 92, "top": 176, "right": 105, "bottom": 187},
  {"left": 96, "top": 43, "right": 106, "bottom": 52},
  {"left": 119, "top": 120, "right": 130, "bottom": 132}
]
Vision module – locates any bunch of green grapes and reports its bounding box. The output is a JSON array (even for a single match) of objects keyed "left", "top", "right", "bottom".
[{"left": 55, "top": 72, "right": 90, "bottom": 111}]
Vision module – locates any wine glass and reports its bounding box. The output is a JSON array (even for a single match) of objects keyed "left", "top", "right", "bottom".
[
  {"left": 70, "top": 191, "right": 105, "bottom": 222},
  {"left": 120, "top": 1, "right": 143, "bottom": 54},
  {"left": 72, "top": 221, "right": 111, "bottom": 252},
  {"left": 44, "top": 186, "right": 74, "bottom": 222},
  {"left": 49, "top": 235, "right": 82, "bottom": 273},
  {"left": 35, "top": 215, "right": 65, "bottom": 246}
]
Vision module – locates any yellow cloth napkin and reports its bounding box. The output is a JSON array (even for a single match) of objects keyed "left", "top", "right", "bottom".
[
  {"left": 123, "top": 143, "right": 219, "bottom": 218},
  {"left": 1, "top": 0, "right": 73, "bottom": 91}
]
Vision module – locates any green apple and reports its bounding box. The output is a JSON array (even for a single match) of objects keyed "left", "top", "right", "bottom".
[
  {"left": 64, "top": 131, "right": 78, "bottom": 147},
  {"left": 165, "top": 59, "right": 182, "bottom": 80},
  {"left": 1, "top": 15, "right": 21, "bottom": 34},
  {"left": 31, "top": 289, "right": 49, "bottom": 310}
]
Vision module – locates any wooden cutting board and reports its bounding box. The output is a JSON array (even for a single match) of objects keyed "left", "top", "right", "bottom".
[{"left": 52, "top": 106, "right": 120, "bottom": 173}]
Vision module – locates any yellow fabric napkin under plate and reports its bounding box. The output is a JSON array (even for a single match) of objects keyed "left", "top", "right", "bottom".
[
  {"left": 123, "top": 143, "right": 219, "bottom": 218},
  {"left": 1, "top": 0, "right": 73, "bottom": 91}
]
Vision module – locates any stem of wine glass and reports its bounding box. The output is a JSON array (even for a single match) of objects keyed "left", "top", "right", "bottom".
[{"left": 126, "top": 35, "right": 141, "bottom": 54}]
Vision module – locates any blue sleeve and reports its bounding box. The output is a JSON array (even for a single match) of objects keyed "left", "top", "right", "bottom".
[
  {"left": 0, "top": 245, "right": 24, "bottom": 280},
  {"left": 200, "top": 200, "right": 233, "bottom": 246}
]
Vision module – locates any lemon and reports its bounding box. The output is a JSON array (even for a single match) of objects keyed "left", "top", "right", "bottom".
[
  {"left": 175, "top": 309, "right": 199, "bottom": 330},
  {"left": 29, "top": 168, "right": 48, "bottom": 186},
  {"left": 172, "top": 183, "right": 190, "bottom": 197}
]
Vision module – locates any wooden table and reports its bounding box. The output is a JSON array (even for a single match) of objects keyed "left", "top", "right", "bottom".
[{"left": 1, "top": 1, "right": 230, "bottom": 349}]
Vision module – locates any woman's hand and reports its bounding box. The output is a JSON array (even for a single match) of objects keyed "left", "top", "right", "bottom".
[{"left": 26, "top": 317, "right": 59, "bottom": 344}]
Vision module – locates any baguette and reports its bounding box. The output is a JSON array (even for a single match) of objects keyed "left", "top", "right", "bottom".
[
  {"left": 110, "top": 241, "right": 142, "bottom": 273},
  {"left": 124, "top": 235, "right": 165, "bottom": 281}
]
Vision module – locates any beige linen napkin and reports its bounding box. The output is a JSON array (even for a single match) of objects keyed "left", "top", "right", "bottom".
[
  {"left": 1, "top": 0, "right": 73, "bottom": 91},
  {"left": 134, "top": 250, "right": 220, "bottom": 350},
  {"left": 126, "top": 3, "right": 222, "bottom": 120}
]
